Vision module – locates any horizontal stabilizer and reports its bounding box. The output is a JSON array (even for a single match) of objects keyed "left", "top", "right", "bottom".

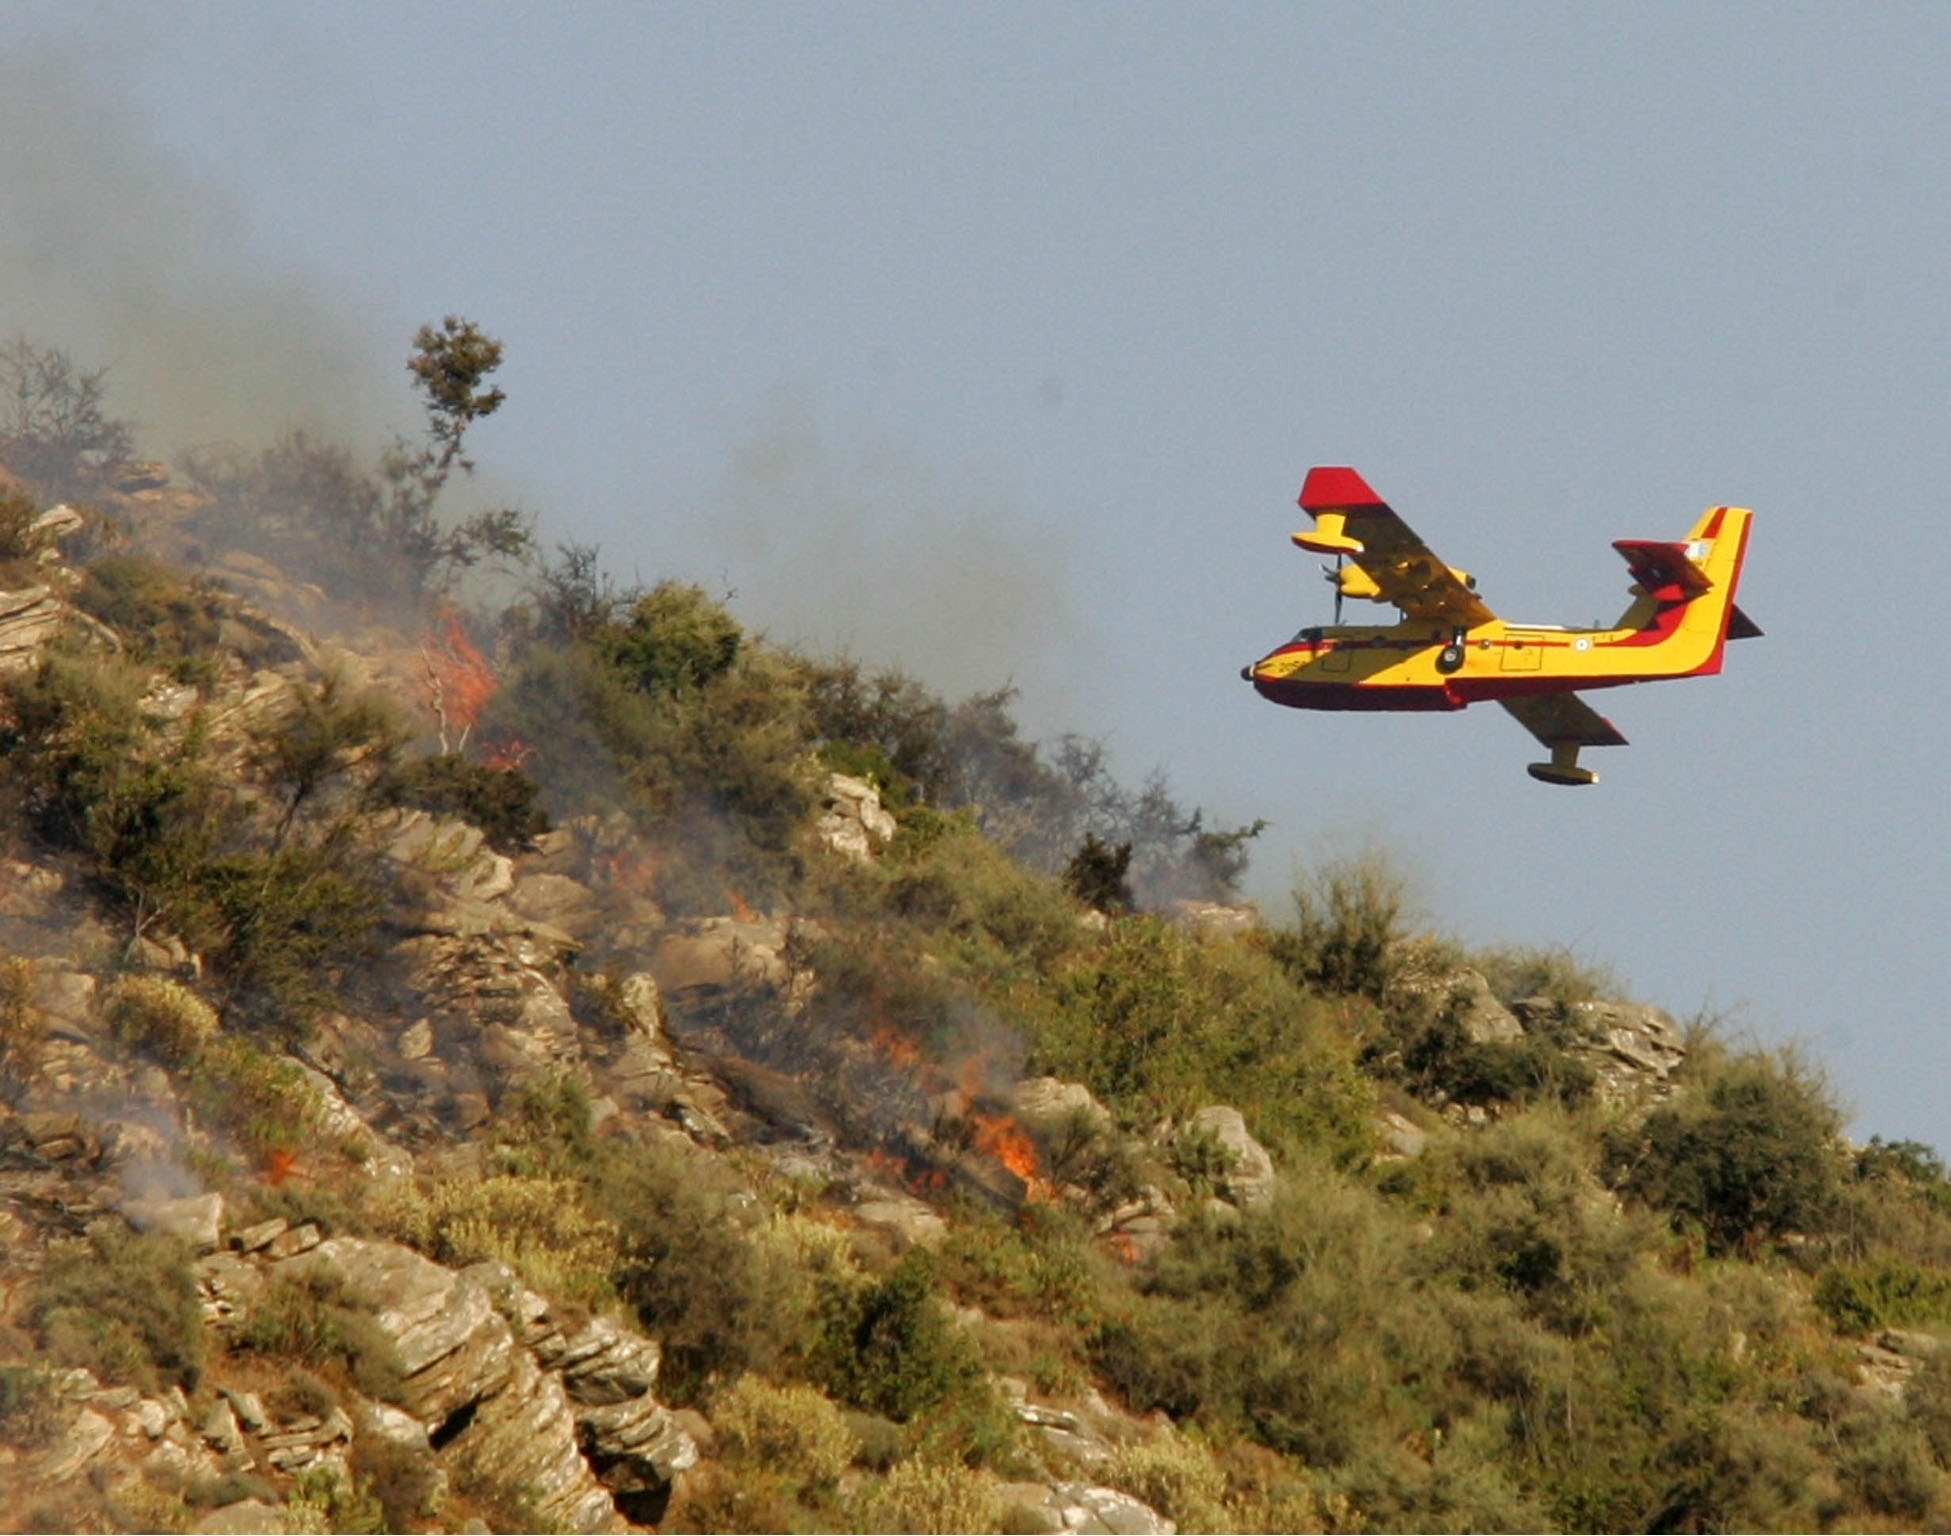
[
  {"left": 1612, "top": 539, "right": 1712, "bottom": 601},
  {"left": 1727, "top": 604, "right": 1763, "bottom": 640}
]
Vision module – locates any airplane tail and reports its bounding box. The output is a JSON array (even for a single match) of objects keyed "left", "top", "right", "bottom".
[{"left": 1609, "top": 505, "right": 1757, "bottom": 676}]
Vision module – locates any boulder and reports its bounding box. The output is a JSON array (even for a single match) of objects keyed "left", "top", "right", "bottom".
[
  {"left": 276, "top": 1237, "right": 515, "bottom": 1425},
  {"left": 0, "top": 585, "right": 68, "bottom": 674},
  {"left": 120, "top": 1191, "right": 224, "bottom": 1252},
  {"left": 1387, "top": 966, "right": 1523, "bottom": 1045},
  {"left": 443, "top": 1347, "right": 623, "bottom": 1533},
  {"left": 816, "top": 773, "right": 898, "bottom": 862},
  {"left": 507, "top": 872, "right": 600, "bottom": 933},
  {"left": 1185, "top": 1106, "right": 1277, "bottom": 1209},
  {"left": 1375, "top": 1109, "right": 1428, "bottom": 1160},
  {"left": 1168, "top": 899, "right": 1259, "bottom": 939},
  {"left": 648, "top": 918, "right": 790, "bottom": 996},
  {"left": 1509, "top": 997, "right": 1687, "bottom": 1097},
  {"left": 1012, "top": 1077, "right": 1113, "bottom": 1140},
  {"left": 997, "top": 1481, "right": 1177, "bottom": 1535}
]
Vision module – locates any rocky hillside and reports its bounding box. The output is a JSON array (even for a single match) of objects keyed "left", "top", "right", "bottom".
[{"left": 7, "top": 349, "right": 1951, "bottom": 1534}]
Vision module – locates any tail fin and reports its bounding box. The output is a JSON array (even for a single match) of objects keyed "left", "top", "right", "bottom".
[{"left": 1610, "top": 505, "right": 1755, "bottom": 675}]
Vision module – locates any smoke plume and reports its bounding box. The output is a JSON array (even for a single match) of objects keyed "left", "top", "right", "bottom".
[
  {"left": 0, "top": 41, "right": 397, "bottom": 459},
  {"left": 699, "top": 392, "right": 1095, "bottom": 739}
]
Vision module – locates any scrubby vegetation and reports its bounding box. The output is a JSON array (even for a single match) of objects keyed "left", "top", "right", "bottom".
[{"left": 7, "top": 327, "right": 1951, "bottom": 1534}]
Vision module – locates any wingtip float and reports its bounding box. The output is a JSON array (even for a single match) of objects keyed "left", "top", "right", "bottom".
[{"left": 1245, "top": 468, "right": 1759, "bottom": 785}]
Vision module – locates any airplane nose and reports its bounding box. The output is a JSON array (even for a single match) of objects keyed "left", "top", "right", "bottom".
[{"left": 1240, "top": 665, "right": 1255, "bottom": 682}]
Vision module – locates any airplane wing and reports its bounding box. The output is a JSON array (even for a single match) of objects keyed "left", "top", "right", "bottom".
[
  {"left": 1294, "top": 467, "right": 1498, "bottom": 627},
  {"left": 1499, "top": 693, "right": 1629, "bottom": 752}
]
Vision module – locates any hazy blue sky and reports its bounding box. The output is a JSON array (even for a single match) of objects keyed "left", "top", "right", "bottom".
[{"left": 4, "top": 5, "right": 1948, "bottom": 1142}]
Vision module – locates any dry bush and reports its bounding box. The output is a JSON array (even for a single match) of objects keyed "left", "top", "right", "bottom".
[
  {"left": 108, "top": 975, "right": 220, "bottom": 1063},
  {"left": 849, "top": 1457, "right": 1003, "bottom": 1534},
  {"left": 711, "top": 1376, "right": 859, "bottom": 1490},
  {"left": 1102, "top": 1432, "right": 1230, "bottom": 1532},
  {"left": 368, "top": 1173, "right": 621, "bottom": 1308}
]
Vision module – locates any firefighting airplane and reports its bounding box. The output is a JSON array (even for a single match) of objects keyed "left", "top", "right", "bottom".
[{"left": 1243, "top": 467, "right": 1758, "bottom": 784}]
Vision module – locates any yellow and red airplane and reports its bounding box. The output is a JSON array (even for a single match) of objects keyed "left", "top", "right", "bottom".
[{"left": 1244, "top": 467, "right": 1759, "bottom": 784}]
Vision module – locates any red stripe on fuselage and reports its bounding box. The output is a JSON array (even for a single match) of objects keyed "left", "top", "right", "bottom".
[{"left": 1252, "top": 677, "right": 1463, "bottom": 712}]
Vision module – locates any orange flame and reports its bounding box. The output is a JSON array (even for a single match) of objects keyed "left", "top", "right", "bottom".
[
  {"left": 969, "top": 1109, "right": 1050, "bottom": 1199},
  {"left": 598, "top": 848, "right": 661, "bottom": 897},
  {"left": 870, "top": 1026, "right": 922, "bottom": 1069},
  {"left": 265, "top": 1149, "right": 298, "bottom": 1186},
  {"left": 422, "top": 610, "right": 498, "bottom": 740},
  {"left": 482, "top": 737, "right": 531, "bottom": 771},
  {"left": 727, "top": 889, "right": 758, "bottom": 923}
]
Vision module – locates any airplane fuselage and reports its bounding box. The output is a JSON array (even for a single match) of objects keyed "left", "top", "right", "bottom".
[{"left": 1247, "top": 504, "right": 1751, "bottom": 714}]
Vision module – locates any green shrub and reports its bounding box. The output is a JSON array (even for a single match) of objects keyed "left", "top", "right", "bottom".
[
  {"left": 284, "top": 1463, "right": 385, "bottom": 1536},
  {"left": 594, "top": 1138, "right": 812, "bottom": 1402},
  {"left": 1063, "top": 832, "right": 1133, "bottom": 914},
  {"left": 886, "top": 823, "right": 1080, "bottom": 971},
  {"left": 599, "top": 581, "right": 743, "bottom": 697},
  {"left": 0, "top": 483, "right": 44, "bottom": 581},
  {"left": 1472, "top": 943, "right": 1619, "bottom": 1008},
  {"left": 1385, "top": 1015, "right": 1596, "bottom": 1110},
  {"left": 30, "top": 1224, "right": 206, "bottom": 1391},
  {"left": 378, "top": 751, "right": 548, "bottom": 853},
  {"left": 0, "top": 954, "right": 42, "bottom": 1097},
  {"left": 1608, "top": 1046, "right": 1843, "bottom": 1254},
  {"left": 183, "top": 319, "right": 529, "bottom": 610},
  {"left": 1269, "top": 852, "right": 1412, "bottom": 1000},
  {"left": 113, "top": 980, "right": 322, "bottom": 1161},
  {"left": 349, "top": 1434, "right": 445, "bottom": 1530},
  {"left": 251, "top": 675, "right": 400, "bottom": 843},
  {"left": 0, "top": 1362, "right": 66, "bottom": 1447},
  {"left": 810, "top": 1250, "right": 984, "bottom": 1423},
  {"left": 73, "top": 555, "right": 224, "bottom": 681},
  {"left": 1813, "top": 1257, "right": 1951, "bottom": 1334},
  {"left": 0, "top": 337, "right": 135, "bottom": 501},
  {"left": 194, "top": 1036, "right": 324, "bottom": 1159},
  {"left": 233, "top": 1275, "right": 353, "bottom": 1362},
  {"left": 712, "top": 1377, "right": 859, "bottom": 1489},
  {"left": 1023, "top": 917, "right": 1371, "bottom": 1165}
]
